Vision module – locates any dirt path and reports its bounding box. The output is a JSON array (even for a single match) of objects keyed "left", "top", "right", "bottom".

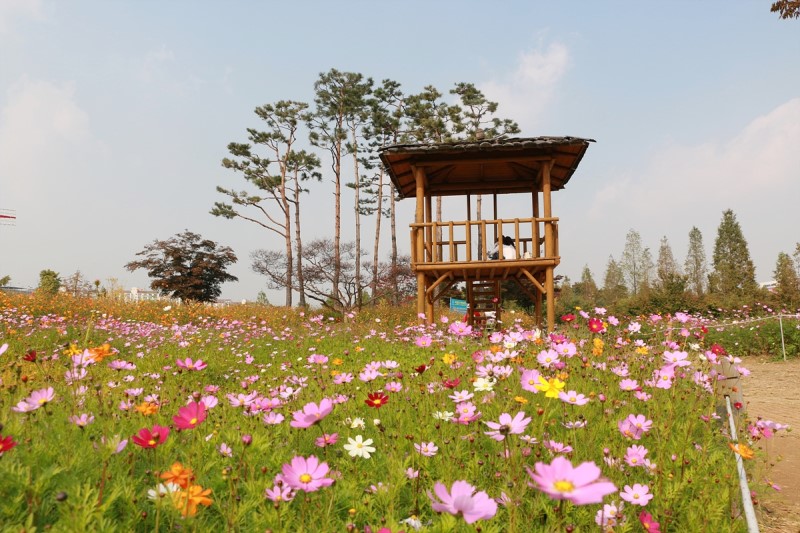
[{"left": 742, "top": 356, "right": 800, "bottom": 533}]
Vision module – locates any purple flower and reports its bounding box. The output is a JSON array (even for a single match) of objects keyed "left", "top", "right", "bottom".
[
  {"left": 414, "top": 441, "right": 438, "bottom": 457},
  {"left": 526, "top": 456, "right": 617, "bottom": 505},
  {"left": 427, "top": 480, "right": 498, "bottom": 524}
]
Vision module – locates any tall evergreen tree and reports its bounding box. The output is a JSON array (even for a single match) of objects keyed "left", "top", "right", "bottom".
[
  {"left": 684, "top": 227, "right": 708, "bottom": 296},
  {"left": 773, "top": 252, "right": 800, "bottom": 307},
  {"left": 709, "top": 210, "right": 757, "bottom": 299},
  {"left": 601, "top": 256, "right": 628, "bottom": 304},
  {"left": 656, "top": 236, "right": 680, "bottom": 285},
  {"left": 572, "top": 264, "right": 598, "bottom": 302},
  {"left": 620, "top": 229, "right": 652, "bottom": 296}
]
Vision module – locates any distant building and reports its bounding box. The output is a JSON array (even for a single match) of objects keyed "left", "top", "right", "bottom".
[
  {"left": 759, "top": 280, "right": 777, "bottom": 291},
  {"left": 125, "top": 287, "right": 170, "bottom": 302}
]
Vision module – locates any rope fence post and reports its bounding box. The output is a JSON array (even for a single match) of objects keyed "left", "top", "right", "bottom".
[
  {"left": 778, "top": 314, "right": 786, "bottom": 362},
  {"left": 725, "top": 395, "right": 760, "bottom": 533}
]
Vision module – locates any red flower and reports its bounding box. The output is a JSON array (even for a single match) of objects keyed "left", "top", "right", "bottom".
[
  {"left": 366, "top": 392, "right": 389, "bottom": 409},
  {"left": 560, "top": 313, "right": 576, "bottom": 323},
  {"left": 23, "top": 350, "right": 37, "bottom": 362},
  {"left": 132, "top": 425, "right": 170, "bottom": 449},
  {"left": 442, "top": 378, "right": 461, "bottom": 389},
  {"left": 415, "top": 364, "right": 428, "bottom": 374},
  {"left": 173, "top": 401, "right": 207, "bottom": 430},
  {"left": 639, "top": 510, "right": 662, "bottom": 533},
  {"left": 710, "top": 343, "right": 727, "bottom": 356},
  {"left": 588, "top": 318, "right": 605, "bottom": 333},
  {"left": 0, "top": 434, "right": 18, "bottom": 455},
  {"left": 734, "top": 402, "right": 743, "bottom": 410}
]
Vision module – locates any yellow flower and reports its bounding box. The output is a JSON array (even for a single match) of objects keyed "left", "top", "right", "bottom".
[
  {"left": 635, "top": 346, "right": 649, "bottom": 355},
  {"left": 442, "top": 353, "right": 457, "bottom": 365},
  {"left": 354, "top": 346, "right": 365, "bottom": 352},
  {"left": 592, "top": 337, "right": 605, "bottom": 356},
  {"left": 64, "top": 343, "right": 82, "bottom": 356},
  {"left": 729, "top": 442, "right": 755, "bottom": 460},
  {"left": 535, "top": 376, "right": 566, "bottom": 398},
  {"left": 135, "top": 402, "right": 159, "bottom": 416},
  {"left": 514, "top": 396, "right": 529, "bottom": 404},
  {"left": 330, "top": 370, "right": 340, "bottom": 377},
  {"left": 332, "top": 358, "right": 343, "bottom": 366}
]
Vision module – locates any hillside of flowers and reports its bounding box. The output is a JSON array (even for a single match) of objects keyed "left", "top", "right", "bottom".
[{"left": 0, "top": 292, "right": 783, "bottom": 532}]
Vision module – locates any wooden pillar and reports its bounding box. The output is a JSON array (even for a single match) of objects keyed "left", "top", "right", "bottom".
[
  {"left": 542, "top": 160, "right": 555, "bottom": 331},
  {"left": 531, "top": 188, "right": 542, "bottom": 327},
  {"left": 423, "top": 190, "right": 434, "bottom": 322},
  {"left": 413, "top": 166, "right": 427, "bottom": 322}
]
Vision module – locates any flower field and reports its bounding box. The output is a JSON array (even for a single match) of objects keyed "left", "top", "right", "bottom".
[{"left": 0, "top": 292, "right": 786, "bottom": 532}]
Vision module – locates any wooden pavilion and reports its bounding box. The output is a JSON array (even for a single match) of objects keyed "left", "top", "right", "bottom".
[{"left": 379, "top": 136, "right": 593, "bottom": 332}]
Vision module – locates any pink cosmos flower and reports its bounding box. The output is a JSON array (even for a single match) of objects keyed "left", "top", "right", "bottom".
[
  {"left": 290, "top": 398, "right": 333, "bottom": 428},
  {"left": 620, "top": 483, "right": 653, "bottom": 506},
  {"left": 265, "top": 483, "right": 295, "bottom": 503},
  {"left": 520, "top": 368, "right": 542, "bottom": 393},
  {"left": 624, "top": 444, "right": 649, "bottom": 467},
  {"left": 414, "top": 441, "right": 439, "bottom": 457},
  {"left": 263, "top": 412, "right": 285, "bottom": 425},
  {"left": 68, "top": 413, "right": 95, "bottom": 427},
  {"left": 619, "top": 379, "right": 639, "bottom": 391},
  {"left": 448, "top": 321, "right": 473, "bottom": 336},
  {"left": 172, "top": 401, "right": 207, "bottom": 430},
  {"left": 618, "top": 414, "right": 652, "bottom": 439},
  {"left": 281, "top": 455, "right": 334, "bottom": 492},
  {"left": 427, "top": 480, "right": 498, "bottom": 524},
  {"left": 415, "top": 335, "right": 433, "bottom": 348},
  {"left": 29, "top": 387, "right": 56, "bottom": 407},
  {"left": 526, "top": 456, "right": 617, "bottom": 505},
  {"left": 218, "top": 442, "right": 233, "bottom": 457},
  {"left": 175, "top": 357, "right": 207, "bottom": 371},
  {"left": 484, "top": 412, "right": 532, "bottom": 441},
  {"left": 314, "top": 433, "right": 338, "bottom": 448},
  {"left": 558, "top": 390, "right": 590, "bottom": 406},
  {"left": 537, "top": 349, "right": 560, "bottom": 368}
]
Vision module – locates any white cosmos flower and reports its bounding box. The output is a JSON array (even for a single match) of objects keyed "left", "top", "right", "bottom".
[
  {"left": 343, "top": 435, "right": 376, "bottom": 459},
  {"left": 432, "top": 411, "right": 454, "bottom": 421},
  {"left": 473, "top": 377, "right": 496, "bottom": 392},
  {"left": 349, "top": 417, "right": 365, "bottom": 429}
]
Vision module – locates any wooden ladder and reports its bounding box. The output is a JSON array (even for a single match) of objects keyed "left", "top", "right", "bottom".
[{"left": 467, "top": 280, "right": 501, "bottom": 329}]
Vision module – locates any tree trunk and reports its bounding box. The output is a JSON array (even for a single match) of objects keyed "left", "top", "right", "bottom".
[
  {"left": 371, "top": 167, "right": 384, "bottom": 301},
  {"left": 389, "top": 181, "right": 398, "bottom": 304},
  {"left": 333, "top": 136, "right": 342, "bottom": 310},
  {"left": 293, "top": 171, "right": 306, "bottom": 307},
  {"left": 352, "top": 126, "right": 362, "bottom": 309}
]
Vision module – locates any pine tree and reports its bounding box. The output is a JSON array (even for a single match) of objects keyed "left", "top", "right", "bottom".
[
  {"left": 601, "top": 256, "right": 628, "bottom": 304},
  {"left": 656, "top": 236, "right": 680, "bottom": 287},
  {"left": 620, "top": 229, "right": 652, "bottom": 296},
  {"left": 684, "top": 227, "right": 708, "bottom": 296},
  {"left": 773, "top": 252, "right": 800, "bottom": 308},
  {"left": 709, "top": 210, "right": 757, "bottom": 299},
  {"left": 572, "top": 265, "right": 598, "bottom": 302}
]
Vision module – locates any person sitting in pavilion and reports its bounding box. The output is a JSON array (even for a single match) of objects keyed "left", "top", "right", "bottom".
[{"left": 489, "top": 235, "right": 517, "bottom": 260}]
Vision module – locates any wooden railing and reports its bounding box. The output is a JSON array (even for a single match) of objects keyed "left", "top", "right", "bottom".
[{"left": 409, "top": 217, "right": 559, "bottom": 266}]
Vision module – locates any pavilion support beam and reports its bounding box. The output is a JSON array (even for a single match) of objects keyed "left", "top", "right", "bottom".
[
  {"left": 542, "top": 160, "right": 555, "bottom": 332},
  {"left": 413, "top": 165, "right": 427, "bottom": 322}
]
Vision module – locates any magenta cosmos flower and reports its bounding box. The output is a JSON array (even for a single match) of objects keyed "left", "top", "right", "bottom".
[
  {"left": 132, "top": 425, "right": 170, "bottom": 449},
  {"left": 281, "top": 455, "right": 334, "bottom": 492},
  {"left": 176, "top": 357, "right": 207, "bottom": 371},
  {"left": 484, "top": 412, "right": 531, "bottom": 441},
  {"left": 428, "top": 480, "right": 497, "bottom": 524},
  {"left": 290, "top": 398, "right": 333, "bottom": 428},
  {"left": 173, "top": 401, "right": 207, "bottom": 430},
  {"left": 526, "top": 456, "right": 617, "bottom": 505}
]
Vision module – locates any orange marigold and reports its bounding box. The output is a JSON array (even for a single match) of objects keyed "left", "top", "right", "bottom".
[
  {"left": 160, "top": 461, "right": 195, "bottom": 489},
  {"left": 175, "top": 484, "right": 213, "bottom": 517}
]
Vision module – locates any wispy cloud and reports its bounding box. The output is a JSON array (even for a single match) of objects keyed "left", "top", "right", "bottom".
[
  {"left": 480, "top": 41, "right": 570, "bottom": 131},
  {"left": 0, "top": 0, "right": 45, "bottom": 34},
  {"left": 590, "top": 98, "right": 800, "bottom": 221}
]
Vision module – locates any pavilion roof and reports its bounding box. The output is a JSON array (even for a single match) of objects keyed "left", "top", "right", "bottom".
[{"left": 379, "top": 136, "right": 594, "bottom": 199}]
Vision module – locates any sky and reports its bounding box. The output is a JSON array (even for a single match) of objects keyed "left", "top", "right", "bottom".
[{"left": 1, "top": 1, "right": 798, "bottom": 303}]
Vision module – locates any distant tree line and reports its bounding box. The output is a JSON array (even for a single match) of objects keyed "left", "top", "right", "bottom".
[
  {"left": 213, "top": 69, "right": 519, "bottom": 313},
  {"left": 550, "top": 209, "right": 800, "bottom": 316}
]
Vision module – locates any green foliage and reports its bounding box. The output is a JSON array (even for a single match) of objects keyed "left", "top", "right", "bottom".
[
  {"left": 710, "top": 210, "right": 757, "bottom": 303},
  {"left": 773, "top": 251, "right": 800, "bottom": 308},
  {"left": 0, "top": 294, "right": 758, "bottom": 531},
  {"left": 125, "top": 230, "right": 238, "bottom": 302},
  {"left": 37, "top": 269, "right": 61, "bottom": 295},
  {"left": 685, "top": 226, "right": 708, "bottom": 297},
  {"left": 0, "top": 275, "right": 10, "bottom": 287}
]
